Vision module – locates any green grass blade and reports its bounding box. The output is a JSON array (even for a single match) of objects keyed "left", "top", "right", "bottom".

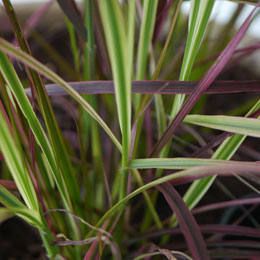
[
  {"left": 91, "top": 162, "right": 260, "bottom": 232},
  {"left": 184, "top": 115, "right": 260, "bottom": 138},
  {"left": 130, "top": 158, "right": 252, "bottom": 169},
  {"left": 0, "top": 38, "right": 122, "bottom": 153},
  {"left": 136, "top": 0, "right": 159, "bottom": 80},
  {"left": 0, "top": 184, "right": 27, "bottom": 208},
  {"left": 181, "top": 99, "right": 260, "bottom": 220},
  {"left": 0, "top": 51, "right": 71, "bottom": 207},
  {"left": 99, "top": 1, "right": 131, "bottom": 164},
  {"left": 171, "top": 0, "right": 214, "bottom": 118},
  {"left": 2, "top": 1, "right": 83, "bottom": 237},
  {"left": 180, "top": 0, "right": 214, "bottom": 81},
  {"left": 82, "top": 0, "right": 104, "bottom": 211},
  {"left": 135, "top": 0, "right": 158, "bottom": 111},
  {"left": 0, "top": 104, "right": 39, "bottom": 211},
  {"left": 0, "top": 186, "right": 42, "bottom": 229},
  {"left": 65, "top": 17, "right": 80, "bottom": 72},
  {"left": 99, "top": 0, "right": 134, "bottom": 198},
  {"left": 0, "top": 207, "right": 14, "bottom": 223}
]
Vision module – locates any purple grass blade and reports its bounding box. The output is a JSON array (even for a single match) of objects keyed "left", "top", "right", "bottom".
[
  {"left": 25, "top": 80, "right": 260, "bottom": 96},
  {"left": 153, "top": 0, "right": 175, "bottom": 42},
  {"left": 145, "top": 108, "right": 153, "bottom": 177},
  {"left": 134, "top": 224, "right": 260, "bottom": 243},
  {"left": 150, "top": 7, "right": 258, "bottom": 157},
  {"left": 206, "top": 239, "right": 260, "bottom": 249},
  {"left": 0, "top": 180, "right": 17, "bottom": 191},
  {"left": 93, "top": 2, "right": 111, "bottom": 78},
  {"left": 192, "top": 197, "right": 260, "bottom": 214},
  {"left": 54, "top": 237, "right": 98, "bottom": 246},
  {"left": 195, "top": 42, "right": 260, "bottom": 68},
  {"left": 191, "top": 132, "right": 231, "bottom": 158},
  {"left": 84, "top": 238, "right": 101, "bottom": 260},
  {"left": 157, "top": 183, "right": 209, "bottom": 260},
  {"left": 209, "top": 249, "right": 260, "bottom": 259},
  {"left": 56, "top": 0, "right": 87, "bottom": 41}
]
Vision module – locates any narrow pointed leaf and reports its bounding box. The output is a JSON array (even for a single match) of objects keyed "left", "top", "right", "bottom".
[
  {"left": 0, "top": 103, "right": 39, "bottom": 211},
  {"left": 182, "top": 99, "right": 260, "bottom": 215},
  {"left": 25, "top": 80, "right": 260, "bottom": 96},
  {"left": 0, "top": 38, "right": 122, "bottom": 153},
  {"left": 136, "top": 0, "right": 159, "bottom": 80},
  {"left": 157, "top": 183, "right": 209, "bottom": 260},
  {"left": 171, "top": 0, "right": 215, "bottom": 118},
  {"left": 57, "top": 0, "right": 87, "bottom": 41},
  {"left": 98, "top": 0, "right": 131, "bottom": 166},
  {"left": 92, "top": 163, "right": 260, "bottom": 232},
  {"left": 0, "top": 185, "right": 42, "bottom": 228},
  {"left": 193, "top": 197, "right": 260, "bottom": 214},
  {"left": 130, "top": 158, "right": 256, "bottom": 170},
  {"left": 184, "top": 115, "right": 260, "bottom": 138},
  {"left": 150, "top": 6, "right": 257, "bottom": 157},
  {"left": 0, "top": 51, "right": 70, "bottom": 207}
]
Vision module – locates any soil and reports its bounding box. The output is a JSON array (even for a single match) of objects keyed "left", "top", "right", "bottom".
[{"left": 0, "top": 217, "right": 47, "bottom": 260}]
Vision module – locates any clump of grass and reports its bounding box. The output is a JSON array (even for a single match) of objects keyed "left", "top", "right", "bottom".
[{"left": 0, "top": 0, "right": 260, "bottom": 259}]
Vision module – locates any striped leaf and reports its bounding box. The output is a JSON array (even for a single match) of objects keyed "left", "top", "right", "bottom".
[{"left": 184, "top": 115, "right": 260, "bottom": 138}]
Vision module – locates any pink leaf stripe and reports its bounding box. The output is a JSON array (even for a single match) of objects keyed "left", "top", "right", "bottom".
[
  {"left": 138, "top": 224, "right": 260, "bottom": 241},
  {"left": 192, "top": 197, "right": 260, "bottom": 214},
  {"left": 149, "top": 7, "right": 258, "bottom": 157},
  {"left": 157, "top": 183, "right": 209, "bottom": 260},
  {"left": 25, "top": 80, "right": 260, "bottom": 96}
]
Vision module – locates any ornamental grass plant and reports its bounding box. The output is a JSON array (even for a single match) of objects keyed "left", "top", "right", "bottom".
[{"left": 0, "top": 0, "right": 260, "bottom": 259}]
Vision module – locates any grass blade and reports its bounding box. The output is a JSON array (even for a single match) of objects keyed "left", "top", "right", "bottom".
[
  {"left": 0, "top": 38, "right": 122, "bottom": 153},
  {"left": 193, "top": 197, "right": 260, "bottom": 215},
  {"left": 171, "top": 0, "right": 214, "bottom": 118},
  {"left": 184, "top": 115, "right": 260, "bottom": 138},
  {"left": 136, "top": 0, "right": 159, "bottom": 80},
  {"left": 25, "top": 80, "right": 260, "bottom": 96},
  {"left": 90, "top": 162, "right": 260, "bottom": 234},
  {"left": 130, "top": 158, "right": 256, "bottom": 170},
  {"left": 57, "top": 0, "right": 87, "bottom": 41},
  {"left": 0, "top": 51, "right": 71, "bottom": 208},
  {"left": 135, "top": 0, "right": 159, "bottom": 111},
  {"left": 98, "top": 0, "right": 134, "bottom": 198},
  {"left": 150, "top": 6, "right": 257, "bottom": 157},
  {"left": 181, "top": 99, "right": 260, "bottom": 219},
  {"left": 98, "top": 0, "right": 131, "bottom": 162},
  {"left": 157, "top": 183, "right": 209, "bottom": 260},
  {"left": 0, "top": 101, "right": 39, "bottom": 212}
]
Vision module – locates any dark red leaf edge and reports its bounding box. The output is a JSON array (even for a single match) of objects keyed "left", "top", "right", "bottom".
[
  {"left": 209, "top": 248, "right": 260, "bottom": 259},
  {"left": 56, "top": 0, "right": 87, "bottom": 41},
  {"left": 192, "top": 197, "right": 260, "bottom": 214},
  {"left": 157, "top": 183, "right": 210, "bottom": 260},
  {"left": 135, "top": 224, "right": 260, "bottom": 242},
  {"left": 25, "top": 80, "right": 260, "bottom": 96}
]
